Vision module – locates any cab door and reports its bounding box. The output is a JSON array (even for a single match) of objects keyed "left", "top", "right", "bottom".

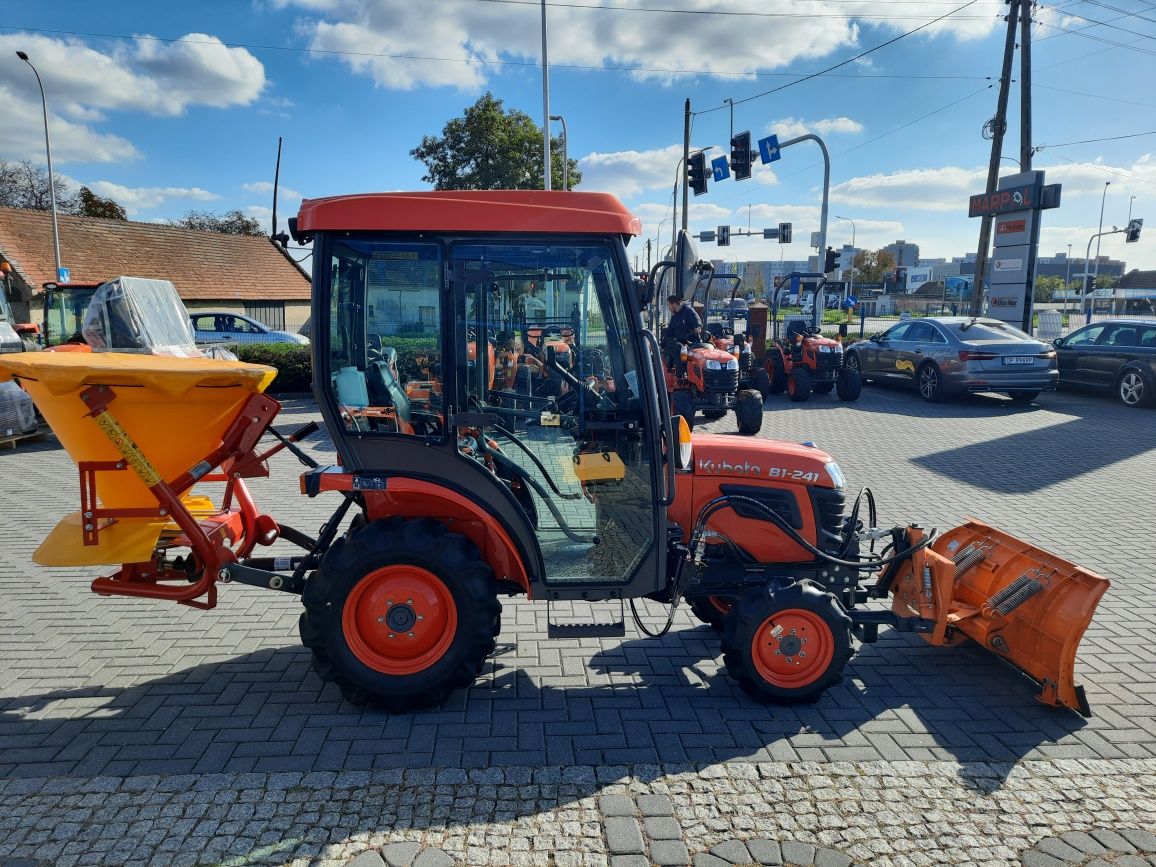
[{"left": 451, "top": 238, "right": 666, "bottom": 597}]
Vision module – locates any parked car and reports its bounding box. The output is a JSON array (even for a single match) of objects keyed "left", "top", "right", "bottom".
[
  {"left": 190, "top": 311, "right": 309, "bottom": 346},
  {"left": 844, "top": 316, "right": 1057, "bottom": 403},
  {"left": 1052, "top": 318, "right": 1156, "bottom": 407}
]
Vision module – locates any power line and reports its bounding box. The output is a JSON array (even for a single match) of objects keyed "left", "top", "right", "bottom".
[
  {"left": 1033, "top": 82, "right": 1156, "bottom": 110},
  {"left": 1080, "top": 0, "right": 1156, "bottom": 26},
  {"left": 477, "top": 0, "right": 999, "bottom": 18},
  {"left": 1034, "top": 11, "right": 1156, "bottom": 47},
  {"left": 1034, "top": 130, "right": 1156, "bottom": 150},
  {"left": 1047, "top": 154, "right": 1156, "bottom": 188},
  {"left": 0, "top": 23, "right": 990, "bottom": 82},
  {"left": 694, "top": 0, "right": 984, "bottom": 115}
]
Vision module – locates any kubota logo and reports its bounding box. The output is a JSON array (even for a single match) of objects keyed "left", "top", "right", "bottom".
[{"left": 697, "top": 458, "right": 763, "bottom": 476}]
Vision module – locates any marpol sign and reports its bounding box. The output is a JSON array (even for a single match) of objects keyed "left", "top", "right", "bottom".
[{"left": 968, "top": 183, "right": 1039, "bottom": 218}]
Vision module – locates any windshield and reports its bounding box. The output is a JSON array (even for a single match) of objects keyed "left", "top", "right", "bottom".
[
  {"left": 948, "top": 320, "right": 1034, "bottom": 342},
  {"left": 44, "top": 286, "right": 98, "bottom": 346}
]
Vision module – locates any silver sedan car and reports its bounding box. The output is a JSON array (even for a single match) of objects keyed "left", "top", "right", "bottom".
[{"left": 844, "top": 317, "right": 1058, "bottom": 403}]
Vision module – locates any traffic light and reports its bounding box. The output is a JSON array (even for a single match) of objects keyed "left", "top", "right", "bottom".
[
  {"left": 778, "top": 222, "right": 792, "bottom": 244},
  {"left": 1126, "top": 218, "right": 1143, "bottom": 243},
  {"left": 823, "top": 247, "right": 838, "bottom": 273},
  {"left": 688, "top": 152, "right": 708, "bottom": 196},
  {"left": 730, "top": 131, "right": 752, "bottom": 181},
  {"left": 718, "top": 225, "right": 731, "bottom": 246}
]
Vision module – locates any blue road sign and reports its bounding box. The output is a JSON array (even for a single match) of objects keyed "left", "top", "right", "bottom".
[
  {"left": 758, "top": 134, "right": 781, "bottom": 164},
  {"left": 711, "top": 156, "right": 730, "bottom": 182},
  {"left": 57, "top": 267, "right": 70, "bottom": 283}
]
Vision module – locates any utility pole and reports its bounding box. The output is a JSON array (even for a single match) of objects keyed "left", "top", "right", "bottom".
[
  {"left": 540, "top": 0, "right": 552, "bottom": 190},
  {"left": 1020, "top": 0, "right": 1032, "bottom": 171},
  {"left": 969, "top": 0, "right": 1021, "bottom": 316}
]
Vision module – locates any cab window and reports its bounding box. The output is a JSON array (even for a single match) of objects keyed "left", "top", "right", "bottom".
[{"left": 1066, "top": 324, "right": 1105, "bottom": 347}]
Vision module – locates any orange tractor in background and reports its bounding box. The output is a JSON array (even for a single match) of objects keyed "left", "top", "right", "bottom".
[{"left": 0, "top": 191, "right": 1107, "bottom": 715}]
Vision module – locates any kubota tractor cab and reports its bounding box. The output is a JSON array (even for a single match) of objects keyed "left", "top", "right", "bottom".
[
  {"left": 0, "top": 191, "right": 1108, "bottom": 716},
  {"left": 764, "top": 272, "right": 862, "bottom": 403},
  {"left": 652, "top": 231, "right": 763, "bottom": 435}
]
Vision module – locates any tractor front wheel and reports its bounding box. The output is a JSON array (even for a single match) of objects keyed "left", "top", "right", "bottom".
[
  {"left": 836, "top": 368, "right": 862, "bottom": 401},
  {"left": 722, "top": 580, "right": 853, "bottom": 705},
  {"left": 753, "top": 368, "right": 774, "bottom": 401},
  {"left": 300, "top": 517, "right": 501, "bottom": 711},
  {"left": 787, "top": 367, "right": 812, "bottom": 402},
  {"left": 766, "top": 353, "right": 787, "bottom": 394},
  {"left": 735, "top": 389, "right": 764, "bottom": 435},
  {"left": 688, "top": 595, "right": 735, "bottom": 630}
]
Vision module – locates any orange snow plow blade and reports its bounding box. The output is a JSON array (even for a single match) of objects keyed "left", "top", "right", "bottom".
[{"left": 889, "top": 520, "right": 1109, "bottom": 715}]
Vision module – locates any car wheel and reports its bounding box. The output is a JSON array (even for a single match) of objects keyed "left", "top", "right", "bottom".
[
  {"left": 844, "top": 351, "right": 867, "bottom": 383},
  {"left": 1117, "top": 368, "right": 1152, "bottom": 407},
  {"left": 917, "top": 362, "right": 944, "bottom": 403}
]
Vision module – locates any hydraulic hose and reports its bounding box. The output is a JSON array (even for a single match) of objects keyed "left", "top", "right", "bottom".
[
  {"left": 483, "top": 448, "right": 594, "bottom": 545},
  {"left": 491, "top": 421, "right": 581, "bottom": 500}
]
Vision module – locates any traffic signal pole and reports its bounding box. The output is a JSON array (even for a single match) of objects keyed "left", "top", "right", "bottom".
[
  {"left": 681, "top": 99, "right": 691, "bottom": 233},
  {"left": 769, "top": 134, "right": 830, "bottom": 328}
]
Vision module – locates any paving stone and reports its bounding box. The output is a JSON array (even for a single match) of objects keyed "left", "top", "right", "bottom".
[
  {"left": 609, "top": 857, "right": 650, "bottom": 867},
  {"left": 346, "top": 853, "right": 387, "bottom": 867},
  {"left": 1090, "top": 830, "right": 1137, "bottom": 853},
  {"left": 780, "top": 841, "right": 816, "bottom": 865},
  {"left": 1061, "top": 831, "right": 1109, "bottom": 856},
  {"left": 1022, "top": 852, "right": 1067, "bottom": 867},
  {"left": 598, "top": 795, "right": 636, "bottom": 818},
  {"left": 745, "top": 839, "right": 783, "bottom": 865},
  {"left": 644, "top": 816, "right": 682, "bottom": 841},
  {"left": 1121, "top": 830, "right": 1156, "bottom": 852},
  {"left": 411, "top": 849, "right": 455, "bottom": 867},
  {"left": 604, "top": 818, "right": 645, "bottom": 855},
  {"left": 710, "top": 840, "right": 752, "bottom": 864},
  {"left": 692, "top": 856, "right": 731, "bottom": 867},
  {"left": 636, "top": 794, "right": 675, "bottom": 817},
  {"left": 814, "top": 848, "right": 852, "bottom": 867},
  {"left": 381, "top": 842, "right": 423, "bottom": 867},
  {"left": 650, "top": 839, "right": 691, "bottom": 866},
  {"left": 1037, "top": 838, "right": 1086, "bottom": 861}
]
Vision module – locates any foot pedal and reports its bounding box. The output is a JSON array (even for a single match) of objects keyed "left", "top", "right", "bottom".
[
  {"left": 986, "top": 574, "right": 1045, "bottom": 615},
  {"left": 546, "top": 598, "right": 626, "bottom": 639}
]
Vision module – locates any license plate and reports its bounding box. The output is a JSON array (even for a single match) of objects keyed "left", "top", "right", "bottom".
[{"left": 1003, "top": 356, "right": 1035, "bottom": 365}]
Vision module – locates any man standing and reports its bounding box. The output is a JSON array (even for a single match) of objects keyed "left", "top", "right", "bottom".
[{"left": 664, "top": 294, "right": 701, "bottom": 373}]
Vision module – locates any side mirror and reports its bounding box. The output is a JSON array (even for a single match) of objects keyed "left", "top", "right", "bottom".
[
  {"left": 636, "top": 277, "right": 655, "bottom": 308},
  {"left": 1052, "top": 337, "right": 1064, "bottom": 348}
]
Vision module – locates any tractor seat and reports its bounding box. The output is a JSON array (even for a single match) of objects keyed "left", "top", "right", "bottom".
[
  {"left": 786, "top": 319, "right": 811, "bottom": 338},
  {"left": 366, "top": 359, "right": 412, "bottom": 424}
]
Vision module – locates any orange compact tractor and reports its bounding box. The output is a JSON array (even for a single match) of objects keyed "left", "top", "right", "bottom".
[
  {"left": 764, "top": 274, "right": 862, "bottom": 403},
  {"left": 0, "top": 191, "right": 1107, "bottom": 715}
]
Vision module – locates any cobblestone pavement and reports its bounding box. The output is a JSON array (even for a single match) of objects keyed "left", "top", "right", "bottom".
[{"left": 1, "top": 383, "right": 1154, "bottom": 865}]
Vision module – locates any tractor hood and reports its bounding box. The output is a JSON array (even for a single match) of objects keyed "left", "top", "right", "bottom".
[
  {"left": 690, "top": 434, "right": 841, "bottom": 489},
  {"left": 688, "top": 344, "right": 736, "bottom": 363}
]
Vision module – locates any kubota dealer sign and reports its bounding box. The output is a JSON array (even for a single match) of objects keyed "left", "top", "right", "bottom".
[{"left": 968, "top": 182, "right": 1041, "bottom": 217}]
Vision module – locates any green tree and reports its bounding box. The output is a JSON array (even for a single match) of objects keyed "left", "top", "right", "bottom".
[
  {"left": 850, "top": 249, "right": 896, "bottom": 283},
  {"left": 1094, "top": 273, "right": 1119, "bottom": 289},
  {"left": 172, "top": 209, "right": 264, "bottom": 236},
  {"left": 1033, "top": 274, "right": 1066, "bottom": 302},
  {"left": 0, "top": 158, "right": 80, "bottom": 213},
  {"left": 753, "top": 271, "right": 766, "bottom": 300},
  {"left": 411, "top": 92, "right": 581, "bottom": 191},
  {"left": 77, "top": 186, "right": 127, "bottom": 221}
]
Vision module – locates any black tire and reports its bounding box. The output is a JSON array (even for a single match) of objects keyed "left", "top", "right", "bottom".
[
  {"left": 753, "top": 367, "right": 774, "bottom": 401},
  {"left": 844, "top": 350, "right": 867, "bottom": 383},
  {"left": 300, "top": 517, "right": 501, "bottom": 711},
  {"left": 917, "top": 362, "right": 944, "bottom": 403},
  {"left": 688, "top": 595, "right": 735, "bottom": 631},
  {"left": 1117, "top": 367, "right": 1152, "bottom": 407},
  {"left": 722, "top": 580, "right": 853, "bottom": 705},
  {"left": 702, "top": 409, "right": 727, "bottom": 420},
  {"left": 735, "top": 389, "right": 764, "bottom": 435},
  {"left": 787, "top": 367, "right": 812, "bottom": 402},
  {"left": 671, "top": 390, "right": 695, "bottom": 431},
  {"left": 766, "top": 352, "right": 787, "bottom": 394},
  {"left": 836, "top": 368, "right": 863, "bottom": 402},
  {"left": 1007, "top": 389, "right": 1040, "bottom": 405},
  {"left": 812, "top": 382, "right": 834, "bottom": 395}
]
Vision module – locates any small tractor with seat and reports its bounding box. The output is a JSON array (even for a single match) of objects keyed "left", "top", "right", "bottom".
[
  {"left": 691, "top": 263, "right": 773, "bottom": 402},
  {"left": 764, "top": 273, "right": 862, "bottom": 403},
  {"left": 654, "top": 248, "right": 764, "bottom": 435},
  {"left": 0, "top": 191, "right": 1108, "bottom": 716}
]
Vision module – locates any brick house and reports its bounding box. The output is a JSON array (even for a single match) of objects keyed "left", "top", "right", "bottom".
[{"left": 0, "top": 207, "right": 311, "bottom": 331}]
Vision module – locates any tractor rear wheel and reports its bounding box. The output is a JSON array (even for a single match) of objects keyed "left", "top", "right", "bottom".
[
  {"left": 766, "top": 352, "right": 787, "bottom": 394},
  {"left": 671, "top": 390, "right": 695, "bottom": 431},
  {"left": 688, "top": 595, "right": 735, "bottom": 630},
  {"left": 753, "top": 368, "right": 773, "bottom": 401},
  {"left": 787, "top": 367, "right": 812, "bottom": 402},
  {"left": 722, "top": 580, "right": 853, "bottom": 705},
  {"left": 300, "top": 517, "right": 501, "bottom": 711},
  {"left": 735, "top": 389, "right": 764, "bottom": 435},
  {"left": 836, "top": 368, "right": 862, "bottom": 401}
]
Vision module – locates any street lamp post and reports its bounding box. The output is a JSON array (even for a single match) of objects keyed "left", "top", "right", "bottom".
[
  {"left": 834, "top": 215, "right": 856, "bottom": 306},
  {"left": 1088, "top": 181, "right": 1110, "bottom": 320},
  {"left": 540, "top": 0, "right": 551, "bottom": 190},
  {"left": 549, "top": 114, "right": 568, "bottom": 190},
  {"left": 17, "top": 51, "right": 64, "bottom": 282},
  {"left": 1064, "top": 243, "right": 1072, "bottom": 319}
]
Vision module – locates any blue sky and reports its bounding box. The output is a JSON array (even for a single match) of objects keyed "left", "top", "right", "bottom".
[{"left": 1, "top": 0, "right": 1152, "bottom": 271}]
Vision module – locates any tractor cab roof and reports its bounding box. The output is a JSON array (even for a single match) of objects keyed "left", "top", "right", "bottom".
[{"left": 294, "top": 190, "right": 641, "bottom": 240}]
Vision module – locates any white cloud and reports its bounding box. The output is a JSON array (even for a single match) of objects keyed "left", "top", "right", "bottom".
[
  {"left": 82, "top": 181, "right": 220, "bottom": 213},
  {"left": 768, "top": 116, "right": 864, "bottom": 139},
  {"left": 577, "top": 145, "right": 683, "bottom": 199},
  {"left": 273, "top": 0, "right": 996, "bottom": 90},
  {"left": 242, "top": 181, "right": 304, "bottom": 201},
  {"left": 0, "top": 32, "right": 266, "bottom": 165}
]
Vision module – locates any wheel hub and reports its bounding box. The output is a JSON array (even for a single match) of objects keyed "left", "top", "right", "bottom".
[{"left": 386, "top": 603, "right": 417, "bottom": 632}]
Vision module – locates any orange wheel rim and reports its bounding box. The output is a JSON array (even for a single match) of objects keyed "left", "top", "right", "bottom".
[
  {"left": 708, "top": 596, "right": 733, "bottom": 615},
  {"left": 342, "top": 565, "right": 457, "bottom": 676},
  {"left": 751, "top": 608, "right": 834, "bottom": 688}
]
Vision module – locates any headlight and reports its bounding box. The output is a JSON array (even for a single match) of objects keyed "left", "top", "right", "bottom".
[
  {"left": 705, "top": 359, "right": 722, "bottom": 370},
  {"left": 834, "top": 343, "right": 844, "bottom": 353},
  {"left": 725, "top": 357, "right": 739, "bottom": 370},
  {"left": 818, "top": 345, "right": 832, "bottom": 353},
  {"left": 824, "top": 461, "right": 846, "bottom": 491},
  {"left": 731, "top": 345, "right": 740, "bottom": 356}
]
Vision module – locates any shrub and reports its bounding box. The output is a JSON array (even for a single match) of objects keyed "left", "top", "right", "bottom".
[{"left": 235, "top": 343, "right": 313, "bottom": 393}]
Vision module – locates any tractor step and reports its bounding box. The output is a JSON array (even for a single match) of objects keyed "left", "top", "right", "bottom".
[{"left": 546, "top": 598, "right": 626, "bottom": 639}]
